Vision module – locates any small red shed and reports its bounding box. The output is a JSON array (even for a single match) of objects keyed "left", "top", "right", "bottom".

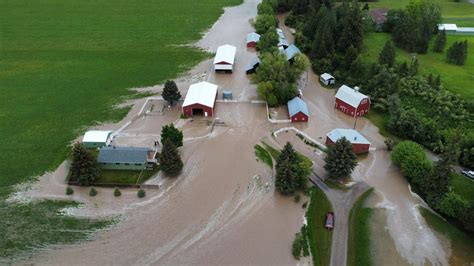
[
  {"left": 334, "top": 85, "right": 370, "bottom": 117},
  {"left": 326, "top": 128, "right": 371, "bottom": 154},
  {"left": 182, "top": 81, "right": 218, "bottom": 118},
  {"left": 288, "top": 97, "right": 309, "bottom": 122},
  {"left": 246, "top": 32, "right": 260, "bottom": 48}
]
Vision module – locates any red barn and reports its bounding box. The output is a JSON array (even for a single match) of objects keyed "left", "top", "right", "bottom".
[
  {"left": 246, "top": 32, "right": 260, "bottom": 48},
  {"left": 182, "top": 81, "right": 218, "bottom": 118},
  {"left": 288, "top": 97, "right": 309, "bottom": 122},
  {"left": 334, "top": 85, "right": 370, "bottom": 117},
  {"left": 326, "top": 128, "right": 371, "bottom": 154}
]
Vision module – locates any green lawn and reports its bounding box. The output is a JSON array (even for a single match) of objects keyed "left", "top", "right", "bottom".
[
  {"left": 362, "top": 33, "right": 474, "bottom": 101},
  {"left": 451, "top": 173, "right": 474, "bottom": 204},
  {"left": 306, "top": 187, "right": 333, "bottom": 266},
  {"left": 0, "top": 0, "right": 241, "bottom": 259},
  {"left": 254, "top": 144, "right": 273, "bottom": 168},
  {"left": 420, "top": 207, "right": 474, "bottom": 265},
  {"left": 347, "top": 189, "right": 374, "bottom": 266},
  {"left": 95, "top": 167, "right": 160, "bottom": 184}
]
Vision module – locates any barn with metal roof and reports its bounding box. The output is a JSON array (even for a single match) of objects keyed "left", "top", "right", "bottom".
[
  {"left": 287, "top": 97, "right": 309, "bottom": 122},
  {"left": 182, "top": 81, "right": 218, "bottom": 118},
  {"left": 334, "top": 85, "right": 370, "bottom": 117}
]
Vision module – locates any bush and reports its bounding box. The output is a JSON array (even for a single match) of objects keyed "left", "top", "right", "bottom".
[
  {"left": 137, "top": 189, "right": 146, "bottom": 198},
  {"left": 89, "top": 187, "right": 97, "bottom": 197},
  {"left": 294, "top": 194, "right": 301, "bottom": 203},
  {"left": 113, "top": 187, "right": 121, "bottom": 197},
  {"left": 391, "top": 141, "right": 432, "bottom": 187},
  {"left": 65, "top": 186, "right": 74, "bottom": 195}
]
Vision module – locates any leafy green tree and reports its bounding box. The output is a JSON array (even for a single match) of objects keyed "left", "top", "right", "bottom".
[
  {"left": 324, "top": 137, "right": 357, "bottom": 181},
  {"left": 160, "top": 139, "right": 183, "bottom": 177},
  {"left": 438, "top": 191, "right": 469, "bottom": 218},
  {"left": 162, "top": 80, "right": 181, "bottom": 105},
  {"left": 257, "top": 30, "right": 279, "bottom": 53},
  {"left": 433, "top": 29, "right": 446, "bottom": 53},
  {"left": 378, "top": 41, "right": 396, "bottom": 67},
  {"left": 257, "top": 81, "right": 278, "bottom": 107},
  {"left": 254, "top": 14, "right": 278, "bottom": 34},
  {"left": 70, "top": 142, "right": 99, "bottom": 186},
  {"left": 391, "top": 141, "right": 432, "bottom": 187},
  {"left": 160, "top": 123, "right": 183, "bottom": 147},
  {"left": 258, "top": 1, "right": 274, "bottom": 15},
  {"left": 113, "top": 187, "right": 121, "bottom": 197},
  {"left": 275, "top": 142, "right": 309, "bottom": 194}
]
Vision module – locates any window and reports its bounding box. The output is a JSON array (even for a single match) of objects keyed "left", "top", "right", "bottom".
[
  {"left": 115, "top": 163, "right": 120, "bottom": 165},
  {"left": 125, "top": 163, "right": 130, "bottom": 165},
  {"left": 135, "top": 163, "right": 141, "bottom": 166}
]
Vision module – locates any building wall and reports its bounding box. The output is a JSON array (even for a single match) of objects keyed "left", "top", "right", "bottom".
[
  {"left": 83, "top": 141, "right": 106, "bottom": 149},
  {"left": 214, "top": 63, "right": 233, "bottom": 72},
  {"left": 290, "top": 112, "right": 308, "bottom": 122},
  {"left": 247, "top": 41, "right": 257, "bottom": 48},
  {"left": 182, "top": 103, "right": 214, "bottom": 118},
  {"left": 325, "top": 137, "right": 370, "bottom": 154},
  {"left": 99, "top": 162, "right": 146, "bottom": 170},
  {"left": 334, "top": 98, "right": 370, "bottom": 117}
]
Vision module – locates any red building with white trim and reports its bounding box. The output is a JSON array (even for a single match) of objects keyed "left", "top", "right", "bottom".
[
  {"left": 182, "top": 82, "right": 218, "bottom": 118},
  {"left": 325, "top": 128, "right": 371, "bottom": 154},
  {"left": 334, "top": 85, "right": 370, "bottom": 117}
]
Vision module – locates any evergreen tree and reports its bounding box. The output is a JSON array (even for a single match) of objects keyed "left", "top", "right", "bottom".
[
  {"left": 275, "top": 142, "right": 308, "bottom": 195},
  {"left": 160, "top": 139, "right": 183, "bottom": 177},
  {"left": 424, "top": 158, "right": 451, "bottom": 208},
  {"left": 433, "top": 29, "right": 446, "bottom": 53},
  {"left": 160, "top": 123, "right": 183, "bottom": 147},
  {"left": 337, "top": 1, "right": 364, "bottom": 52},
  {"left": 408, "top": 58, "right": 419, "bottom": 76},
  {"left": 447, "top": 40, "right": 468, "bottom": 65},
  {"left": 70, "top": 143, "right": 99, "bottom": 186},
  {"left": 434, "top": 74, "right": 441, "bottom": 90},
  {"left": 324, "top": 137, "right": 357, "bottom": 181},
  {"left": 398, "top": 61, "right": 409, "bottom": 77},
  {"left": 310, "top": 23, "right": 335, "bottom": 60},
  {"left": 162, "top": 80, "right": 181, "bottom": 106},
  {"left": 378, "top": 41, "right": 396, "bottom": 67}
]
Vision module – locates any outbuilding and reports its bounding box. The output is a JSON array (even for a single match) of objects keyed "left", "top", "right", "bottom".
[
  {"left": 284, "top": 44, "right": 300, "bottom": 62},
  {"left": 82, "top": 130, "right": 112, "bottom": 148},
  {"left": 245, "top": 56, "right": 260, "bottom": 74},
  {"left": 246, "top": 32, "right": 260, "bottom": 48},
  {"left": 320, "top": 73, "right": 335, "bottom": 86},
  {"left": 277, "top": 28, "right": 289, "bottom": 49},
  {"left": 369, "top": 8, "right": 389, "bottom": 32},
  {"left": 288, "top": 97, "right": 309, "bottom": 122},
  {"left": 438, "top": 23, "right": 458, "bottom": 35},
  {"left": 334, "top": 85, "right": 370, "bottom": 117},
  {"left": 97, "top": 147, "right": 157, "bottom": 170},
  {"left": 325, "top": 128, "right": 371, "bottom": 154},
  {"left": 214, "top": 44, "right": 236, "bottom": 73},
  {"left": 182, "top": 81, "right": 218, "bottom": 118}
]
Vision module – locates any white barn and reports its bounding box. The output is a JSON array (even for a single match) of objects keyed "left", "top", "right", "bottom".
[
  {"left": 320, "top": 73, "right": 335, "bottom": 86},
  {"left": 214, "top": 44, "right": 236, "bottom": 73},
  {"left": 82, "top": 130, "right": 112, "bottom": 148}
]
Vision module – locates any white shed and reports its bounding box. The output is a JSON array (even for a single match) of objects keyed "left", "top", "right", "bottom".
[
  {"left": 82, "top": 130, "right": 112, "bottom": 148},
  {"left": 320, "top": 73, "right": 335, "bottom": 86},
  {"left": 214, "top": 44, "right": 236, "bottom": 73}
]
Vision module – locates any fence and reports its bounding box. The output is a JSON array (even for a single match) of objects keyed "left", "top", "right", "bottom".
[{"left": 273, "top": 127, "right": 327, "bottom": 150}]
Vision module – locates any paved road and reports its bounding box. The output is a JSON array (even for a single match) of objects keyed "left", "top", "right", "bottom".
[{"left": 310, "top": 172, "right": 370, "bottom": 266}]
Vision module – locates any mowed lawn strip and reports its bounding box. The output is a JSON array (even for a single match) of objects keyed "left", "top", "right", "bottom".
[
  {"left": 306, "top": 186, "right": 333, "bottom": 266},
  {"left": 450, "top": 173, "right": 474, "bottom": 205},
  {"left": 0, "top": 0, "right": 241, "bottom": 259},
  {"left": 254, "top": 144, "right": 273, "bottom": 168},
  {"left": 347, "top": 188, "right": 374, "bottom": 266}
]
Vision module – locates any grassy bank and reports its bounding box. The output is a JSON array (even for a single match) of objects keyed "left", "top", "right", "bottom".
[
  {"left": 347, "top": 189, "right": 374, "bottom": 266},
  {"left": 254, "top": 144, "right": 273, "bottom": 168},
  {"left": 0, "top": 0, "right": 241, "bottom": 259},
  {"left": 420, "top": 207, "right": 474, "bottom": 265},
  {"left": 450, "top": 173, "right": 474, "bottom": 205},
  {"left": 94, "top": 167, "right": 160, "bottom": 185},
  {"left": 306, "top": 187, "right": 333, "bottom": 266}
]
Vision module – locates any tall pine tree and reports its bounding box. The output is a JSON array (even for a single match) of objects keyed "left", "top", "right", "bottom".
[
  {"left": 160, "top": 139, "right": 183, "bottom": 177},
  {"left": 378, "top": 41, "right": 396, "bottom": 67},
  {"left": 337, "top": 1, "right": 364, "bottom": 52},
  {"left": 324, "top": 137, "right": 357, "bottom": 181},
  {"left": 275, "top": 142, "right": 305, "bottom": 195},
  {"left": 162, "top": 80, "right": 181, "bottom": 106},
  {"left": 160, "top": 123, "right": 183, "bottom": 147},
  {"left": 433, "top": 29, "right": 446, "bottom": 53},
  {"left": 70, "top": 143, "right": 99, "bottom": 185}
]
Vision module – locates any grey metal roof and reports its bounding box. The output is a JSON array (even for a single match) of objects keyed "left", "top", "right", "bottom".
[
  {"left": 285, "top": 44, "right": 300, "bottom": 60},
  {"left": 245, "top": 56, "right": 261, "bottom": 71},
  {"left": 288, "top": 97, "right": 309, "bottom": 117},
  {"left": 246, "top": 32, "right": 260, "bottom": 43},
  {"left": 326, "top": 129, "right": 371, "bottom": 145},
  {"left": 98, "top": 147, "right": 151, "bottom": 164}
]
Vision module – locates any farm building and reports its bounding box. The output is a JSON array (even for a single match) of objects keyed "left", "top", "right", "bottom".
[
  {"left": 288, "top": 97, "right": 309, "bottom": 122},
  {"left": 284, "top": 44, "right": 300, "bottom": 62},
  {"left": 246, "top": 32, "right": 260, "bottom": 47},
  {"left": 214, "top": 44, "right": 236, "bottom": 72},
  {"left": 182, "top": 81, "right": 218, "bottom": 118},
  {"left": 438, "top": 24, "right": 458, "bottom": 35},
  {"left": 320, "top": 73, "right": 335, "bottom": 86},
  {"left": 334, "top": 85, "right": 370, "bottom": 117},
  {"left": 277, "top": 28, "right": 289, "bottom": 49},
  {"left": 97, "top": 147, "right": 157, "bottom": 170},
  {"left": 82, "top": 130, "right": 112, "bottom": 148},
  {"left": 245, "top": 56, "right": 260, "bottom": 74},
  {"left": 326, "top": 129, "right": 371, "bottom": 154},
  {"left": 369, "top": 8, "right": 388, "bottom": 32}
]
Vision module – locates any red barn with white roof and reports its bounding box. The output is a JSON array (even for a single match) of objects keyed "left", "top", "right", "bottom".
[
  {"left": 182, "top": 82, "right": 218, "bottom": 118},
  {"left": 325, "top": 128, "right": 371, "bottom": 154},
  {"left": 334, "top": 85, "right": 370, "bottom": 117}
]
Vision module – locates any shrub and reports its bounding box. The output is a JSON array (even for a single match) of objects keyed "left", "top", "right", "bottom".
[
  {"left": 137, "top": 189, "right": 146, "bottom": 198},
  {"left": 294, "top": 194, "right": 301, "bottom": 203},
  {"left": 113, "top": 187, "right": 121, "bottom": 197},
  {"left": 65, "top": 186, "right": 74, "bottom": 195},
  {"left": 89, "top": 187, "right": 97, "bottom": 197}
]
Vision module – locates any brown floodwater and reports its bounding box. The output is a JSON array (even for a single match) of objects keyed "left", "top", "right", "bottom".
[{"left": 16, "top": 0, "right": 465, "bottom": 264}]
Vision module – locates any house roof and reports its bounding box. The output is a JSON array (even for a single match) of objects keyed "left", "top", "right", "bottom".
[
  {"left": 288, "top": 97, "right": 309, "bottom": 117},
  {"left": 335, "top": 85, "right": 369, "bottom": 108},
  {"left": 82, "top": 130, "right": 111, "bottom": 143},
  {"left": 438, "top": 23, "right": 458, "bottom": 31},
  {"left": 285, "top": 44, "right": 300, "bottom": 60},
  {"left": 245, "top": 56, "right": 261, "bottom": 71},
  {"left": 278, "top": 37, "right": 289, "bottom": 47},
  {"left": 320, "top": 73, "right": 335, "bottom": 81},
  {"left": 182, "top": 81, "right": 218, "bottom": 108},
  {"left": 327, "top": 129, "right": 371, "bottom": 145},
  {"left": 246, "top": 32, "right": 260, "bottom": 43},
  {"left": 213, "top": 44, "right": 236, "bottom": 65},
  {"left": 97, "top": 147, "right": 151, "bottom": 164},
  {"left": 369, "top": 8, "right": 389, "bottom": 24},
  {"left": 276, "top": 28, "right": 285, "bottom": 39},
  {"left": 457, "top": 27, "right": 474, "bottom": 33}
]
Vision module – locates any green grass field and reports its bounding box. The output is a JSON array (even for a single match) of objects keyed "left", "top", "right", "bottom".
[
  {"left": 94, "top": 167, "right": 160, "bottom": 184},
  {"left": 254, "top": 144, "right": 273, "bottom": 168},
  {"left": 420, "top": 207, "right": 474, "bottom": 265},
  {"left": 450, "top": 173, "right": 474, "bottom": 204},
  {"left": 0, "top": 0, "right": 241, "bottom": 259},
  {"left": 306, "top": 187, "right": 333, "bottom": 266},
  {"left": 347, "top": 189, "right": 374, "bottom": 266}
]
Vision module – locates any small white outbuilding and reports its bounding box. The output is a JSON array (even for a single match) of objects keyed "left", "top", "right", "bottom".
[
  {"left": 82, "top": 130, "right": 112, "bottom": 148},
  {"left": 214, "top": 44, "right": 236, "bottom": 73},
  {"left": 320, "top": 73, "right": 335, "bottom": 86}
]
